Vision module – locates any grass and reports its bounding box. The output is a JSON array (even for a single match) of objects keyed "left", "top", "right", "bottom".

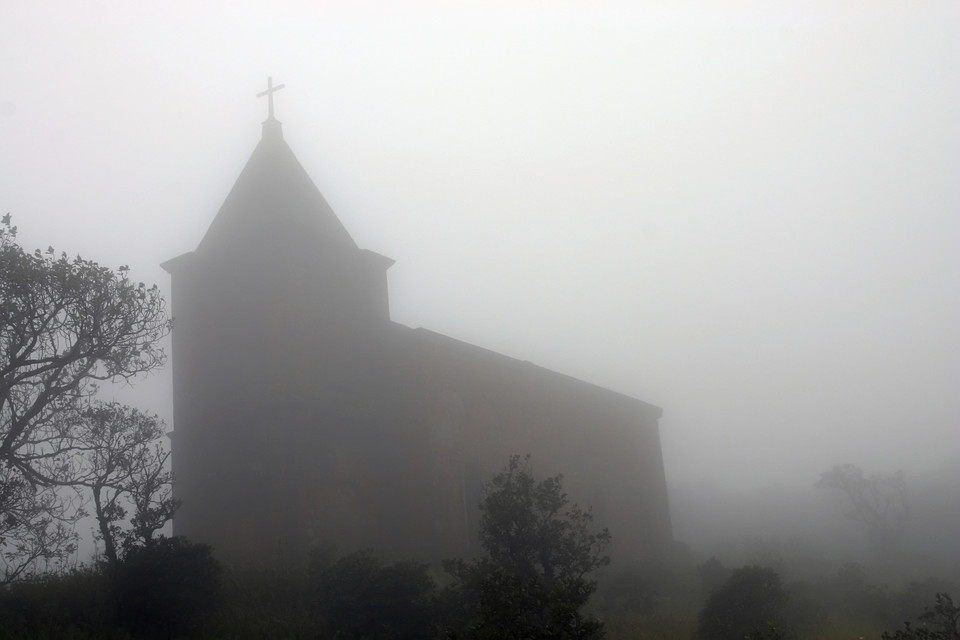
[{"left": 603, "top": 610, "right": 698, "bottom": 640}]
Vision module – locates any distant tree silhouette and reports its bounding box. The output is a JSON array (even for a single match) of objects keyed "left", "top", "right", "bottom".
[
  {"left": 446, "top": 454, "right": 611, "bottom": 640},
  {"left": 817, "top": 463, "right": 908, "bottom": 555}
]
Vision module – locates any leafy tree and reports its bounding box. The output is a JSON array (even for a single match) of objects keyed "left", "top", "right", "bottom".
[
  {"left": 817, "top": 463, "right": 908, "bottom": 554},
  {"left": 0, "top": 216, "right": 169, "bottom": 580},
  {"left": 0, "top": 467, "right": 80, "bottom": 583},
  {"left": 446, "top": 454, "right": 611, "bottom": 640},
  {"left": 66, "top": 401, "right": 179, "bottom": 565},
  {"left": 696, "top": 565, "right": 787, "bottom": 640}
]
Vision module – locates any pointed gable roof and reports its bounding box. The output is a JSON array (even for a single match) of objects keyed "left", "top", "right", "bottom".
[{"left": 197, "top": 118, "right": 357, "bottom": 255}]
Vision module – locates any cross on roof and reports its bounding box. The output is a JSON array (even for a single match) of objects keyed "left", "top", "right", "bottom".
[{"left": 257, "top": 76, "right": 286, "bottom": 120}]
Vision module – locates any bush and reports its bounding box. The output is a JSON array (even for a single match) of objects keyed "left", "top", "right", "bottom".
[
  {"left": 308, "top": 549, "right": 439, "bottom": 639},
  {"left": 696, "top": 565, "right": 786, "bottom": 640},
  {"left": 115, "top": 536, "right": 221, "bottom": 637},
  {"left": 201, "top": 566, "right": 315, "bottom": 639},
  {"left": 882, "top": 592, "right": 960, "bottom": 640},
  {"left": 0, "top": 567, "right": 122, "bottom": 639}
]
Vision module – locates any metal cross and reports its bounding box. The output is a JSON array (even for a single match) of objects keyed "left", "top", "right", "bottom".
[{"left": 257, "top": 77, "right": 286, "bottom": 120}]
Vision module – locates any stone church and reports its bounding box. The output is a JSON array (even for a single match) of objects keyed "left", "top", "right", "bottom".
[{"left": 162, "top": 89, "right": 672, "bottom": 565}]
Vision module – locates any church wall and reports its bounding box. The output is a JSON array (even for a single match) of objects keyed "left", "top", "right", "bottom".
[{"left": 396, "top": 330, "right": 673, "bottom": 564}]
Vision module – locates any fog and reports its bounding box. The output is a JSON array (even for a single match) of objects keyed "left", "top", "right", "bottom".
[{"left": 2, "top": 0, "right": 957, "bottom": 523}]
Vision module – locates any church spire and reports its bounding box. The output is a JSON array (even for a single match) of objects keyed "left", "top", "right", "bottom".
[{"left": 257, "top": 76, "right": 286, "bottom": 140}]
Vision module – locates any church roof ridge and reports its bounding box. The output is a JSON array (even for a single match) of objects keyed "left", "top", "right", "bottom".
[{"left": 400, "top": 324, "right": 664, "bottom": 418}]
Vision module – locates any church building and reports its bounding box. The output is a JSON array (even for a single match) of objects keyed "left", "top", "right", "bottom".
[{"left": 162, "top": 83, "right": 672, "bottom": 564}]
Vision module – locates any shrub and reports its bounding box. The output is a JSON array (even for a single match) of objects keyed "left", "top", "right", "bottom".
[
  {"left": 115, "top": 536, "right": 221, "bottom": 637},
  {"left": 309, "top": 549, "right": 438, "bottom": 639},
  {"left": 0, "top": 567, "right": 121, "bottom": 639},
  {"left": 696, "top": 565, "right": 786, "bottom": 640},
  {"left": 882, "top": 592, "right": 960, "bottom": 640}
]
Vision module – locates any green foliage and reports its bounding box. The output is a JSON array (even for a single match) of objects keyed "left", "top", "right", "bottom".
[
  {"left": 201, "top": 566, "right": 315, "bottom": 639},
  {"left": 745, "top": 622, "right": 787, "bottom": 639},
  {"left": 115, "top": 536, "right": 222, "bottom": 637},
  {"left": 596, "top": 559, "right": 703, "bottom": 640},
  {"left": 882, "top": 592, "right": 960, "bottom": 640},
  {"left": 0, "top": 537, "right": 219, "bottom": 639},
  {"left": 696, "top": 565, "right": 787, "bottom": 640},
  {"left": 601, "top": 609, "right": 698, "bottom": 640},
  {"left": 0, "top": 539, "right": 957, "bottom": 640},
  {"left": 309, "top": 548, "right": 439, "bottom": 639},
  {"left": 825, "top": 576, "right": 959, "bottom": 629},
  {"left": 0, "top": 567, "right": 123, "bottom": 640},
  {"left": 446, "top": 454, "right": 611, "bottom": 640}
]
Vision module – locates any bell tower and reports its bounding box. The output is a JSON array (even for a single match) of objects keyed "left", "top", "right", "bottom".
[{"left": 162, "top": 80, "right": 395, "bottom": 559}]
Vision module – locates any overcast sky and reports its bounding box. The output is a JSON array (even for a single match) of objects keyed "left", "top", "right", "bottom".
[{"left": 2, "top": 1, "right": 957, "bottom": 492}]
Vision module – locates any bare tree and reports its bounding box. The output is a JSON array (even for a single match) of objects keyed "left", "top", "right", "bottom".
[{"left": 0, "top": 216, "right": 170, "bottom": 579}]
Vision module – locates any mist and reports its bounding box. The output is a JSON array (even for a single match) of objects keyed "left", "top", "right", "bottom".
[{"left": 2, "top": 0, "right": 958, "bottom": 565}]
